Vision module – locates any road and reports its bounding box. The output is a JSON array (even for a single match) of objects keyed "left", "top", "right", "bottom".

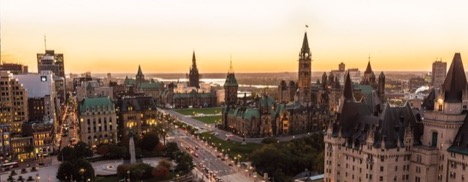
[
  {"left": 163, "top": 109, "right": 321, "bottom": 144},
  {"left": 169, "top": 129, "right": 255, "bottom": 182},
  {"left": 59, "top": 99, "right": 79, "bottom": 151}
]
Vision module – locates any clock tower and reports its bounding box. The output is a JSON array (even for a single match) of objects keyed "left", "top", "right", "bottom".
[
  {"left": 224, "top": 60, "right": 238, "bottom": 107},
  {"left": 297, "top": 32, "right": 312, "bottom": 103}
]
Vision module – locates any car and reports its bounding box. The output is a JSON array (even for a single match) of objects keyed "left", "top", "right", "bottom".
[
  {"left": 194, "top": 153, "right": 199, "bottom": 158},
  {"left": 194, "top": 146, "right": 199, "bottom": 150}
]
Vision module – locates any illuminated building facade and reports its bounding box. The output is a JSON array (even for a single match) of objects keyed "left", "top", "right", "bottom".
[
  {"left": 117, "top": 96, "right": 158, "bottom": 138},
  {"left": 79, "top": 96, "right": 117, "bottom": 147}
]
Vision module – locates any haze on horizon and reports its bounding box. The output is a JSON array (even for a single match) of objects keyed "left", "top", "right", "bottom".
[{"left": 1, "top": 0, "right": 468, "bottom": 74}]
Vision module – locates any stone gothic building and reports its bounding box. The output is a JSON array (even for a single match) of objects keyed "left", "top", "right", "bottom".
[
  {"left": 324, "top": 53, "right": 468, "bottom": 182},
  {"left": 159, "top": 52, "right": 217, "bottom": 108},
  {"left": 222, "top": 32, "right": 333, "bottom": 138},
  {"left": 188, "top": 51, "right": 200, "bottom": 88}
]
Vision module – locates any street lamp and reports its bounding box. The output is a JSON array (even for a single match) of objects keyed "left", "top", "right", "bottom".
[
  {"left": 79, "top": 168, "right": 86, "bottom": 182},
  {"left": 127, "top": 170, "right": 130, "bottom": 182}
]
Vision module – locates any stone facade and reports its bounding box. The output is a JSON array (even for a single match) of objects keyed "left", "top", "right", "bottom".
[
  {"left": 79, "top": 96, "right": 118, "bottom": 147},
  {"left": 324, "top": 53, "right": 468, "bottom": 182},
  {"left": 117, "top": 96, "right": 158, "bottom": 138},
  {"left": 0, "top": 71, "right": 29, "bottom": 134}
]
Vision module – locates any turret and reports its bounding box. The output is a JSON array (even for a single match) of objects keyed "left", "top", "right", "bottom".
[
  {"left": 436, "top": 53, "right": 466, "bottom": 114},
  {"left": 378, "top": 72, "right": 385, "bottom": 102},
  {"left": 321, "top": 72, "right": 327, "bottom": 89}
]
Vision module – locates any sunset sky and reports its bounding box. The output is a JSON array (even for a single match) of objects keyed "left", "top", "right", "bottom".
[{"left": 1, "top": 0, "right": 468, "bottom": 73}]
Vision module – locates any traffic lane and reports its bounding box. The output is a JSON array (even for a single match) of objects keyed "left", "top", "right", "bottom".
[{"left": 179, "top": 137, "right": 232, "bottom": 177}]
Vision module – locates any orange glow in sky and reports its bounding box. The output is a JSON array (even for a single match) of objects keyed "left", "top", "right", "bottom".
[{"left": 1, "top": 0, "right": 468, "bottom": 73}]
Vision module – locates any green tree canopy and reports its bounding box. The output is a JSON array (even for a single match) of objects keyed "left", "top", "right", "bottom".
[
  {"left": 56, "top": 161, "right": 74, "bottom": 181},
  {"left": 74, "top": 141, "right": 93, "bottom": 159},
  {"left": 57, "top": 146, "right": 77, "bottom": 162},
  {"left": 140, "top": 132, "right": 160, "bottom": 152},
  {"left": 165, "top": 142, "right": 180, "bottom": 159},
  {"left": 175, "top": 151, "right": 194, "bottom": 173},
  {"left": 73, "top": 159, "right": 95, "bottom": 182}
]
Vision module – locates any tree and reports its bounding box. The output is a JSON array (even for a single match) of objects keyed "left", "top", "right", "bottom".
[
  {"left": 158, "top": 159, "right": 173, "bottom": 170},
  {"left": 153, "top": 121, "right": 172, "bottom": 145},
  {"left": 106, "top": 144, "right": 127, "bottom": 159},
  {"left": 129, "top": 163, "right": 153, "bottom": 180},
  {"left": 73, "top": 159, "right": 95, "bottom": 182},
  {"left": 152, "top": 165, "right": 169, "bottom": 179},
  {"left": 56, "top": 161, "right": 74, "bottom": 181},
  {"left": 165, "top": 142, "right": 180, "bottom": 159},
  {"left": 74, "top": 141, "right": 93, "bottom": 159},
  {"left": 117, "top": 164, "right": 130, "bottom": 178},
  {"left": 97, "top": 144, "right": 110, "bottom": 155},
  {"left": 57, "top": 146, "right": 77, "bottom": 162},
  {"left": 175, "top": 152, "right": 194, "bottom": 173},
  {"left": 140, "top": 132, "right": 159, "bottom": 152}
]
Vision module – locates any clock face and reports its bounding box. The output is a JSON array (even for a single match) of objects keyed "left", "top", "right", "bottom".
[{"left": 40, "top": 76, "right": 47, "bottom": 82}]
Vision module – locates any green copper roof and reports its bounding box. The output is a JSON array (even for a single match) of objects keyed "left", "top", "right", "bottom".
[
  {"left": 139, "top": 82, "right": 164, "bottom": 90},
  {"left": 224, "top": 73, "right": 238, "bottom": 87},
  {"left": 80, "top": 96, "right": 114, "bottom": 113},
  {"left": 124, "top": 78, "right": 137, "bottom": 85}
]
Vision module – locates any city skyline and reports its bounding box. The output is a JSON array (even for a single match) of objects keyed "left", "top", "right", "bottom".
[{"left": 1, "top": 0, "right": 468, "bottom": 73}]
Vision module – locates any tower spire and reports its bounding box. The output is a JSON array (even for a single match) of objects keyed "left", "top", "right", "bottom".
[
  {"left": 229, "top": 55, "right": 234, "bottom": 73},
  {"left": 365, "top": 56, "right": 373, "bottom": 74},
  {"left": 44, "top": 35, "right": 47, "bottom": 51},
  {"left": 300, "top": 32, "right": 310, "bottom": 57},
  {"left": 137, "top": 65, "right": 143, "bottom": 76},
  {"left": 192, "top": 51, "right": 197, "bottom": 68}
]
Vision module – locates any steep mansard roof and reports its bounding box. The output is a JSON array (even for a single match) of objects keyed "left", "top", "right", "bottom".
[
  {"left": 450, "top": 115, "right": 468, "bottom": 155},
  {"left": 442, "top": 53, "right": 467, "bottom": 103},
  {"left": 333, "top": 72, "right": 422, "bottom": 149}
]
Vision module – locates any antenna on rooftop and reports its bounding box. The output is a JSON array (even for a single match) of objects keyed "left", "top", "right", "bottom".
[{"left": 44, "top": 35, "right": 47, "bottom": 51}]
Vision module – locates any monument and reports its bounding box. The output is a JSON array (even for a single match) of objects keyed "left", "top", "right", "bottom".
[{"left": 129, "top": 135, "right": 136, "bottom": 164}]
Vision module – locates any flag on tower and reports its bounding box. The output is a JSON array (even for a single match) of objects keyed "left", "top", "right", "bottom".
[{"left": 306, "top": 25, "right": 309, "bottom": 28}]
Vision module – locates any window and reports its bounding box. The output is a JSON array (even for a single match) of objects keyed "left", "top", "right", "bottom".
[
  {"left": 432, "top": 132, "right": 438, "bottom": 147},
  {"left": 380, "top": 166, "right": 384, "bottom": 172}
]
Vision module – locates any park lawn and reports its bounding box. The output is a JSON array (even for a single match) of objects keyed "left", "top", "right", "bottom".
[
  {"left": 174, "top": 107, "right": 222, "bottom": 116},
  {"left": 198, "top": 132, "right": 262, "bottom": 162},
  {"left": 192, "top": 115, "right": 222, "bottom": 124}
]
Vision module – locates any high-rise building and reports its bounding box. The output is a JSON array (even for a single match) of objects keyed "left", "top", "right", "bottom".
[
  {"left": 37, "top": 50, "right": 66, "bottom": 103},
  {"left": 0, "top": 71, "right": 29, "bottom": 134},
  {"left": 0, "top": 63, "right": 28, "bottom": 75},
  {"left": 324, "top": 53, "right": 468, "bottom": 182},
  {"left": 79, "top": 96, "right": 117, "bottom": 146},
  {"left": 297, "top": 32, "right": 312, "bottom": 103},
  {"left": 188, "top": 51, "right": 200, "bottom": 88},
  {"left": 37, "top": 50, "right": 64, "bottom": 78},
  {"left": 432, "top": 60, "right": 447, "bottom": 89},
  {"left": 15, "top": 71, "right": 59, "bottom": 123}
]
